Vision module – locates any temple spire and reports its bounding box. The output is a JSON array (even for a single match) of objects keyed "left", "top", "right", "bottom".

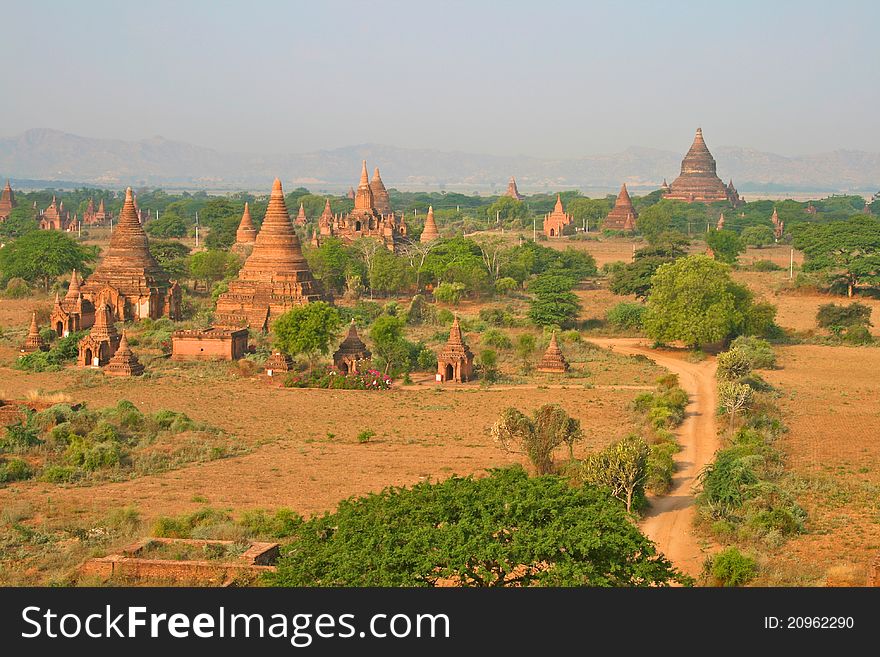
[
  {"left": 354, "top": 160, "right": 375, "bottom": 211},
  {"left": 236, "top": 202, "right": 257, "bottom": 243},
  {"left": 554, "top": 194, "right": 564, "bottom": 213},
  {"left": 421, "top": 205, "right": 439, "bottom": 242}
]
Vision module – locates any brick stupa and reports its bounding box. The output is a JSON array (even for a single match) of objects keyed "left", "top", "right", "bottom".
[
  {"left": 504, "top": 176, "right": 525, "bottom": 200},
  {"left": 333, "top": 320, "right": 372, "bottom": 374},
  {"left": 104, "top": 330, "right": 144, "bottom": 377},
  {"left": 215, "top": 178, "right": 326, "bottom": 332},
  {"left": 81, "top": 187, "right": 181, "bottom": 321},
  {"left": 235, "top": 202, "right": 257, "bottom": 244},
  {"left": 543, "top": 194, "right": 574, "bottom": 237},
  {"left": 603, "top": 184, "right": 638, "bottom": 231},
  {"left": 370, "top": 167, "right": 392, "bottom": 215},
  {"left": 264, "top": 351, "right": 294, "bottom": 377},
  {"left": 537, "top": 332, "right": 569, "bottom": 373},
  {"left": 663, "top": 128, "right": 742, "bottom": 206},
  {"left": 0, "top": 179, "right": 16, "bottom": 219},
  {"left": 21, "top": 313, "right": 48, "bottom": 353},
  {"left": 78, "top": 304, "right": 121, "bottom": 367},
  {"left": 294, "top": 203, "right": 307, "bottom": 226},
  {"left": 421, "top": 206, "right": 439, "bottom": 242},
  {"left": 50, "top": 270, "right": 95, "bottom": 336},
  {"left": 436, "top": 316, "right": 474, "bottom": 383}
]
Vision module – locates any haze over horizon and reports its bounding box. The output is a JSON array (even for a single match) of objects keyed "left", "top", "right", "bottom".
[{"left": 2, "top": 0, "right": 878, "bottom": 160}]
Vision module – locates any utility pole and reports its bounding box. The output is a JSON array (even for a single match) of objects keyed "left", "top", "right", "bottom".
[
  {"left": 195, "top": 211, "right": 200, "bottom": 248},
  {"left": 533, "top": 217, "right": 536, "bottom": 242},
  {"left": 789, "top": 248, "right": 794, "bottom": 280}
]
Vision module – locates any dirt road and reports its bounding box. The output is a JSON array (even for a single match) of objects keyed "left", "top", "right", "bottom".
[{"left": 589, "top": 338, "right": 718, "bottom": 578}]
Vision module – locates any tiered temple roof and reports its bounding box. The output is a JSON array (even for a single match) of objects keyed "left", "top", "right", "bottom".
[
  {"left": 78, "top": 304, "right": 121, "bottom": 366},
  {"left": 504, "top": 176, "right": 525, "bottom": 200},
  {"left": 51, "top": 269, "right": 95, "bottom": 335},
  {"left": 264, "top": 350, "right": 294, "bottom": 377},
  {"left": 333, "top": 320, "right": 372, "bottom": 374},
  {"left": 370, "top": 167, "right": 392, "bottom": 215},
  {"left": 0, "top": 179, "right": 16, "bottom": 219},
  {"left": 315, "top": 161, "right": 408, "bottom": 252},
  {"left": 716, "top": 212, "right": 726, "bottom": 230},
  {"left": 436, "top": 316, "right": 474, "bottom": 383},
  {"left": 771, "top": 207, "right": 784, "bottom": 240},
  {"left": 543, "top": 194, "right": 574, "bottom": 237},
  {"left": 39, "top": 195, "right": 68, "bottom": 230},
  {"left": 104, "top": 331, "right": 144, "bottom": 377},
  {"left": 603, "top": 184, "right": 638, "bottom": 231},
  {"left": 236, "top": 202, "right": 257, "bottom": 243},
  {"left": 663, "top": 128, "right": 743, "bottom": 206},
  {"left": 21, "top": 313, "right": 47, "bottom": 353},
  {"left": 421, "top": 206, "right": 439, "bottom": 242},
  {"left": 81, "top": 187, "right": 180, "bottom": 321},
  {"left": 215, "top": 178, "right": 326, "bottom": 331},
  {"left": 295, "top": 203, "right": 307, "bottom": 226},
  {"left": 536, "top": 332, "right": 569, "bottom": 373}
]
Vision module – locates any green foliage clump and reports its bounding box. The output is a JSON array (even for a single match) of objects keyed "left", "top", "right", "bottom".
[
  {"left": 152, "top": 508, "right": 234, "bottom": 539},
  {"left": 606, "top": 302, "right": 646, "bottom": 331},
  {"left": 14, "top": 330, "right": 89, "bottom": 372},
  {"left": 491, "top": 404, "right": 582, "bottom": 475},
  {"left": 815, "top": 302, "right": 873, "bottom": 338},
  {"left": 266, "top": 467, "right": 686, "bottom": 587},
  {"left": 4, "top": 277, "right": 30, "bottom": 298},
  {"left": 273, "top": 302, "right": 342, "bottom": 367},
  {"left": 716, "top": 348, "right": 753, "bottom": 381},
  {"left": 710, "top": 547, "right": 757, "bottom": 587},
  {"left": 527, "top": 273, "right": 581, "bottom": 328},
  {"left": 481, "top": 328, "right": 512, "bottom": 349},
  {"left": 729, "top": 336, "right": 776, "bottom": 369},
  {"left": 577, "top": 435, "right": 650, "bottom": 512},
  {"left": 478, "top": 306, "right": 518, "bottom": 327},
  {"left": 0, "top": 458, "right": 34, "bottom": 483},
  {"left": 750, "top": 259, "right": 782, "bottom": 272}
]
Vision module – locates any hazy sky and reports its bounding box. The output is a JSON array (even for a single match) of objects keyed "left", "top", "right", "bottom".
[{"left": 2, "top": 0, "right": 878, "bottom": 157}]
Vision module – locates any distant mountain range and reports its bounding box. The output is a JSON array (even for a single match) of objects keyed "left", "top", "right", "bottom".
[{"left": 0, "top": 128, "right": 878, "bottom": 195}]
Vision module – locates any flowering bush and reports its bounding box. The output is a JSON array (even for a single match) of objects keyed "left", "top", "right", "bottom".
[{"left": 284, "top": 366, "right": 392, "bottom": 390}]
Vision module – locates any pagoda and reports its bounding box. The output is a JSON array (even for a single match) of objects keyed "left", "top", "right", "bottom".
[
  {"left": 215, "top": 178, "right": 326, "bottom": 332},
  {"left": 235, "top": 202, "right": 257, "bottom": 244},
  {"left": 346, "top": 186, "right": 356, "bottom": 200},
  {"left": 294, "top": 203, "right": 307, "bottom": 226},
  {"left": 39, "top": 195, "right": 68, "bottom": 230},
  {"left": 536, "top": 332, "right": 569, "bottom": 373},
  {"left": 436, "top": 316, "right": 474, "bottom": 383},
  {"left": 663, "top": 128, "right": 743, "bottom": 206},
  {"left": 543, "top": 194, "right": 574, "bottom": 238},
  {"left": 370, "top": 167, "right": 392, "bottom": 215},
  {"left": 0, "top": 179, "right": 16, "bottom": 220},
  {"left": 771, "top": 207, "right": 784, "bottom": 241},
  {"left": 314, "top": 161, "right": 408, "bottom": 253},
  {"left": 603, "top": 184, "right": 638, "bottom": 231},
  {"left": 264, "top": 351, "right": 294, "bottom": 377},
  {"left": 420, "top": 206, "right": 440, "bottom": 242},
  {"left": 50, "top": 270, "right": 96, "bottom": 336},
  {"left": 104, "top": 331, "right": 145, "bottom": 377},
  {"left": 716, "top": 212, "right": 726, "bottom": 230},
  {"left": 332, "top": 320, "right": 372, "bottom": 374},
  {"left": 20, "top": 313, "right": 48, "bottom": 354},
  {"left": 80, "top": 187, "right": 181, "bottom": 321},
  {"left": 504, "top": 177, "right": 525, "bottom": 200},
  {"left": 78, "top": 304, "right": 121, "bottom": 367}
]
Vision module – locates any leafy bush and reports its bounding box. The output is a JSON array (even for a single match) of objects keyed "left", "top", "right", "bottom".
[
  {"left": 478, "top": 307, "right": 517, "bottom": 327},
  {"left": 5, "top": 277, "right": 30, "bottom": 298},
  {"left": 647, "top": 441, "right": 677, "bottom": 494},
  {"left": 710, "top": 547, "right": 757, "bottom": 587},
  {"left": 816, "top": 302, "right": 872, "bottom": 335},
  {"left": 716, "top": 348, "right": 753, "bottom": 381},
  {"left": 481, "top": 328, "right": 512, "bottom": 349},
  {"left": 729, "top": 336, "right": 776, "bottom": 369},
  {"left": 0, "top": 423, "right": 42, "bottom": 452},
  {"left": 284, "top": 367, "right": 392, "bottom": 390},
  {"left": 0, "top": 458, "right": 33, "bottom": 483},
  {"left": 606, "top": 302, "right": 646, "bottom": 331},
  {"left": 357, "top": 429, "right": 375, "bottom": 444},
  {"left": 433, "top": 282, "right": 466, "bottom": 305},
  {"left": 750, "top": 259, "right": 782, "bottom": 272}
]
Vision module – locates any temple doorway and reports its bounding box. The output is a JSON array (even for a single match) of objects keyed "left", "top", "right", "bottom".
[
  {"left": 550, "top": 229, "right": 555, "bottom": 237},
  {"left": 84, "top": 348, "right": 93, "bottom": 366},
  {"left": 355, "top": 221, "right": 362, "bottom": 231},
  {"left": 56, "top": 321, "right": 64, "bottom": 336},
  {"left": 445, "top": 363, "right": 454, "bottom": 381},
  {"left": 339, "top": 362, "right": 349, "bottom": 374}
]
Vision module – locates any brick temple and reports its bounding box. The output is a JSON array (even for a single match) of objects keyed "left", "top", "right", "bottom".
[
  {"left": 0, "top": 180, "right": 15, "bottom": 220},
  {"left": 436, "top": 317, "right": 474, "bottom": 383},
  {"left": 81, "top": 187, "right": 181, "bottom": 321},
  {"left": 314, "top": 161, "right": 408, "bottom": 253},
  {"left": 104, "top": 331, "right": 144, "bottom": 377},
  {"left": 51, "top": 270, "right": 96, "bottom": 335},
  {"left": 215, "top": 178, "right": 325, "bottom": 331},
  {"left": 663, "top": 128, "right": 743, "bottom": 206},
  {"left": 38, "top": 195, "right": 70, "bottom": 230},
  {"left": 172, "top": 327, "right": 249, "bottom": 361},
  {"left": 420, "top": 206, "right": 439, "bottom": 242},
  {"left": 536, "top": 332, "right": 569, "bottom": 373},
  {"left": 82, "top": 198, "right": 111, "bottom": 226},
  {"left": 504, "top": 177, "right": 524, "bottom": 200},
  {"left": 603, "top": 184, "right": 638, "bottom": 232},
  {"left": 332, "top": 320, "right": 371, "bottom": 374},
  {"left": 21, "top": 313, "right": 47, "bottom": 354},
  {"left": 543, "top": 194, "right": 574, "bottom": 238},
  {"left": 78, "top": 305, "right": 121, "bottom": 367}
]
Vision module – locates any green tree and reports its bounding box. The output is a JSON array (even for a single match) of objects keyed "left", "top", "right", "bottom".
[
  {"left": 368, "top": 314, "right": 411, "bottom": 374},
  {"left": 146, "top": 212, "right": 187, "bottom": 238},
  {"left": 265, "top": 467, "right": 685, "bottom": 587},
  {"left": 188, "top": 250, "right": 238, "bottom": 291},
  {"left": 491, "top": 403, "right": 583, "bottom": 474},
  {"left": 0, "top": 231, "right": 95, "bottom": 290},
  {"left": 609, "top": 256, "right": 671, "bottom": 300},
  {"left": 0, "top": 207, "right": 39, "bottom": 240},
  {"left": 792, "top": 216, "right": 880, "bottom": 297},
  {"left": 644, "top": 255, "right": 772, "bottom": 348},
  {"left": 740, "top": 225, "right": 774, "bottom": 248},
  {"left": 150, "top": 240, "right": 191, "bottom": 281},
  {"left": 486, "top": 196, "right": 529, "bottom": 228},
  {"left": 305, "top": 237, "right": 358, "bottom": 295},
  {"left": 717, "top": 381, "right": 753, "bottom": 430},
  {"left": 707, "top": 229, "right": 745, "bottom": 265},
  {"left": 369, "top": 249, "right": 410, "bottom": 296},
  {"left": 816, "top": 302, "right": 873, "bottom": 337},
  {"left": 515, "top": 333, "right": 536, "bottom": 371},
  {"left": 204, "top": 215, "right": 241, "bottom": 250},
  {"left": 433, "top": 281, "right": 466, "bottom": 305},
  {"left": 273, "top": 302, "right": 342, "bottom": 371},
  {"left": 579, "top": 434, "right": 651, "bottom": 512},
  {"left": 527, "top": 273, "right": 581, "bottom": 328}
]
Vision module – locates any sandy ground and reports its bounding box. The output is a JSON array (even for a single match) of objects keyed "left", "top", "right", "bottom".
[{"left": 591, "top": 338, "right": 719, "bottom": 577}]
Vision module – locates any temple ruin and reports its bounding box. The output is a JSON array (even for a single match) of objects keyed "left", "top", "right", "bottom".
[
  {"left": 436, "top": 316, "right": 474, "bottom": 383},
  {"left": 663, "top": 128, "right": 743, "bottom": 206},
  {"left": 0, "top": 180, "right": 15, "bottom": 220},
  {"left": 21, "top": 313, "right": 47, "bottom": 354},
  {"left": 50, "top": 270, "right": 96, "bottom": 336},
  {"left": 504, "top": 177, "right": 525, "bottom": 200},
  {"left": 171, "top": 328, "right": 249, "bottom": 361},
  {"left": 536, "top": 332, "right": 569, "bottom": 373},
  {"left": 214, "top": 178, "right": 325, "bottom": 331},
  {"left": 104, "top": 331, "right": 145, "bottom": 377},
  {"left": 78, "top": 305, "right": 121, "bottom": 367},
  {"left": 603, "top": 184, "right": 638, "bottom": 232},
  {"left": 332, "top": 320, "right": 372, "bottom": 374}
]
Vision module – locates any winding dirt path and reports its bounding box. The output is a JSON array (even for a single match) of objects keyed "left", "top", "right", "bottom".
[{"left": 589, "top": 338, "right": 719, "bottom": 577}]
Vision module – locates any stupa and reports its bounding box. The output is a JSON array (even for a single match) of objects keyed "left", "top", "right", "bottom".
[
  {"left": 214, "top": 178, "right": 326, "bottom": 331},
  {"left": 436, "top": 316, "right": 474, "bottom": 383},
  {"left": 235, "top": 202, "right": 257, "bottom": 244},
  {"left": 346, "top": 187, "right": 356, "bottom": 200},
  {"left": 370, "top": 167, "right": 392, "bottom": 216},
  {"left": 543, "top": 194, "right": 574, "bottom": 238},
  {"left": 20, "top": 313, "right": 48, "bottom": 353},
  {"left": 536, "top": 332, "right": 569, "bottom": 373},
  {"left": 50, "top": 270, "right": 95, "bottom": 336},
  {"left": 78, "top": 304, "right": 121, "bottom": 367},
  {"left": 663, "top": 128, "right": 743, "bottom": 206},
  {"left": 81, "top": 187, "right": 181, "bottom": 321},
  {"left": 103, "top": 331, "right": 144, "bottom": 377},
  {"left": 294, "top": 203, "right": 307, "bottom": 226},
  {"left": 0, "top": 179, "right": 16, "bottom": 219},
  {"left": 771, "top": 207, "right": 784, "bottom": 241},
  {"left": 716, "top": 212, "right": 726, "bottom": 230},
  {"left": 603, "top": 184, "right": 638, "bottom": 231},
  {"left": 332, "top": 320, "right": 372, "bottom": 374},
  {"left": 264, "top": 351, "right": 294, "bottom": 377},
  {"left": 504, "top": 177, "right": 525, "bottom": 200},
  {"left": 314, "top": 161, "right": 408, "bottom": 253},
  {"left": 420, "top": 206, "right": 440, "bottom": 242}
]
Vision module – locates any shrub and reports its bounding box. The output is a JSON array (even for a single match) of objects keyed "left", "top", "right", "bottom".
[
  {"left": 0, "top": 423, "right": 42, "bottom": 452},
  {"left": 710, "top": 547, "right": 757, "bottom": 587},
  {"left": 606, "top": 302, "right": 646, "bottom": 331},
  {"left": 479, "top": 349, "right": 499, "bottom": 383},
  {"left": 357, "top": 429, "right": 375, "bottom": 444},
  {"left": 842, "top": 324, "right": 873, "bottom": 344},
  {"left": 751, "top": 259, "right": 782, "bottom": 272},
  {"left": 729, "top": 336, "right": 776, "bottom": 369},
  {"left": 433, "top": 282, "right": 466, "bottom": 305},
  {"left": 481, "top": 329, "right": 512, "bottom": 349},
  {"left": 5, "top": 277, "right": 30, "bottom": 298},
  {"left": 0, "top": 458, "right": 33, "bottom": 483},
  {"left": 647, "top": 441, "right": 676, "bottom": 494},
  {"left": 577, "top": 435, "right": 650, "bottom": 512},
  {"left": 816, "top": 302, "right": 872, "bottom": 335},
  {"left": 478, "top": 307, "right": 517, "bottom": 327},
  {"left": 716, "top": 348, "right": 753, "bottom": 381}
]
